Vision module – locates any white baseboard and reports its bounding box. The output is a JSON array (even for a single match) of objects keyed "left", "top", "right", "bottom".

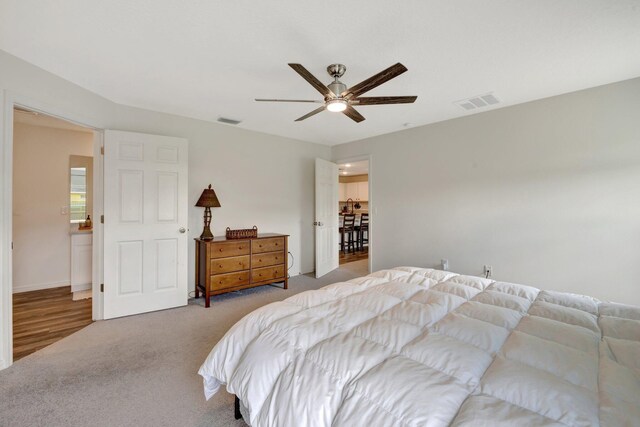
[
  {"left": 0, "top": 358, "right": 7, "bottom": 370},
  {"left": 13, "top": 280, "right": 69, "bottom": 294},
  {"left": 71, "top": 283, "right": 91, "bottom": 293}
]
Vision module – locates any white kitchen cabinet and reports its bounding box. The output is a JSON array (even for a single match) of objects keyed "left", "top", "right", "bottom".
[
  {"left": 357, "top": 181, "right": 369, "bottom": 201},
  {"left": 339, "top": 183, "right": 347, "bottom": 201},
  {"left": 345, "top": 182, "right": 358, "bottom": 201},
  {"left": 341, "top": 181, "right": 369, "bottom": 201},
  {"left": 71, "top": 232, "right": 92, "bottom": 292}
]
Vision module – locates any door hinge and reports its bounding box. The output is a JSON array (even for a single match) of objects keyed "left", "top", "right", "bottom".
[
  {"left": 100, "top": 283, "right": 104, "bottom": 292},
  {"left": 100, "top": 146, "right": 104, "bottom": 155},
  {"left": 100, "top": 215, "right": 104, "bottom": 224}
]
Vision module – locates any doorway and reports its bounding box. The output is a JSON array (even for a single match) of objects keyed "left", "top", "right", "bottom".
[
  {"left": 337, "top": 159, "right": 370, "bottom": 269},
  {"left": 337, "top": 156, "right": 373, "bottom": 278},
  {"left": 11, "top": 107, "right": 96, "bottom": 360},
  {"left": 314, "top": 156, "right": 372, "bottom": 278}
]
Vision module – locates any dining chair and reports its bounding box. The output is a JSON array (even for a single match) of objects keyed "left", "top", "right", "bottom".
[
  {"left": 358, "top": 213, "right": 369, "bottom": 251},
  {"left": 340, "top": 214, "right": 356, "bottom": 254}
]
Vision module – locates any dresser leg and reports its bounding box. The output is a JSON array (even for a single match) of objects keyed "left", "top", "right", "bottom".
[
  {"left": 205, "top": 293, "right": 210, "bottom": 308},
  {"left": 284, "top": 277, "right": 288, "bottom": 290},
  {"left": 195, "top": 240, "right": 200, "bottom": 298}
]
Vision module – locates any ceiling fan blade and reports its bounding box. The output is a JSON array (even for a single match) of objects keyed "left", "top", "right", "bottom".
[
  {"left": 295, "top": 106, "right": 326, "bottom": 122},
  {"left": 343, "top": 105, "right": 365, "bottom": 123},
  {"left": 288, "top": 64, "right": 335, "bottom": 98},
  {"left": 341, "top": 63, "right": 408, "bottom": 99},
  {"left": 353, "top": 96, "right": 417, "bottom": 105},
  {"left": 255, "top": 99, "right": 323, "bottom": 103}
]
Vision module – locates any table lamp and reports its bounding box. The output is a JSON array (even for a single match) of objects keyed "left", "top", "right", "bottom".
[{"left": 195, "top": 184, "right": 221, "bottom": 240}]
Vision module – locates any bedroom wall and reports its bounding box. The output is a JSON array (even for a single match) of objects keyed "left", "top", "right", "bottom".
[
  {"left": 332, "top": 77, "right": 640, "bottom": 306},
  {"left": 12, "top": 122, "right": 93, "bottom": 292}
]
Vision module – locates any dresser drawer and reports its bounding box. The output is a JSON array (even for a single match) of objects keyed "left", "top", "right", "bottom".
[
  {"left": 210, "top": 255, "right": 250, "bottom": 274},
  {"left": 251, "top": 252, "right": 284, "bottom": 269},
  {"left": 252, "top": 265, "right": 285, "bottom": 283},
  {"left": 209, "top": 241, "right": 250, "bottom": 259},
  {"left": 210, "top": 271, "right": 250, "bottom": 291},
  {"left": 252, "top": 237, "right": 285, "bottom": 254}
]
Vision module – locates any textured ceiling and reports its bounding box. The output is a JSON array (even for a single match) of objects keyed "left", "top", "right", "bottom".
[{"left": 1, "top": 1, "right": 639, "bottom": 146}]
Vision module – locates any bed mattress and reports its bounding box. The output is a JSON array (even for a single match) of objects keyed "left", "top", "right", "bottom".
[{"left": 199, "top": 267, "right": 640, "bottom": 426}]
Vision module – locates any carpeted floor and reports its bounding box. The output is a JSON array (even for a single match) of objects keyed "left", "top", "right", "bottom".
[{"left": 0, "top": 260, "right": 368, "bottom": 427}]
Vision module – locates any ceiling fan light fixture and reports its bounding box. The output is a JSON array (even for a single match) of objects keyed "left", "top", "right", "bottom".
[{"left": 326, "top": 99, "right": 348, "bottom": 113}]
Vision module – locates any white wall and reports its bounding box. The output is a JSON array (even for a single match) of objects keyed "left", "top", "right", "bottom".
[
  {"left": 333, "top": 77, "right": 640, "bottom": 305},
  {"left": 12, "top": 123, "right": 93, "bottom": 292}
]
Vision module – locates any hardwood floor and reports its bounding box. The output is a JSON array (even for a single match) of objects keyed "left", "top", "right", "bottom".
[
  {"left": 13, "top": 286, "right": 93, "bottom": 361},
  {"left": 339, "top": 247, "right": 368, "bottom": 265}
]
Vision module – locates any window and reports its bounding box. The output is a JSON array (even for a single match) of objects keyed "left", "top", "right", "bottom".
[{"left": 70, "top": 167, "right": 87, "bottom": 222}]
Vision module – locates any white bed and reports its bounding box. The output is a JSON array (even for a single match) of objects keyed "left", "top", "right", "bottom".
[{"left": 199, "top": 267, "right": 640, "bottom": 426}]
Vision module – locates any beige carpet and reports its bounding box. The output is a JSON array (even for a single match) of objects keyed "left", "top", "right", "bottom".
[{"left": 0, "top": 260, "right": 368, "bottom": 427}]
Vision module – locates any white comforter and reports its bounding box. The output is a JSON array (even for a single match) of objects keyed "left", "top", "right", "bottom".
[{"left": 199, "top": 267, "right": 640, "bottom": 426}]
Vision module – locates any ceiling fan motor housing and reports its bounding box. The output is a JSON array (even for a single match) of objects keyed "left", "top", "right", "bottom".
[
  {"left": 328, "top": 81, "right": 347, "bottom": 99},
  {"left": 327, "top": 64, "right": 347, "bottom": 98}
]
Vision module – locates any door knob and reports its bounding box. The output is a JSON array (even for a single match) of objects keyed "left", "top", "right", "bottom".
[{"left": 178, "top": 227, "right": 186, "bottom": 233}]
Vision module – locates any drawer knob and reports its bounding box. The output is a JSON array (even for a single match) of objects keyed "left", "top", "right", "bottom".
[
  {"left": 275, "top": 243, "right": 279, "bottom": 246},
  {"left": 219, "top": 264, "right": 223, "bottom": 268},
  {"left": 258, "top": 259, "right": 262, "bottom": 262},
  {"left": 238, "top": 262, "right": 242, "bottom": 265},
  {"left": 275, "top": 257, "right": 279, "bottom": 260},
  {"left": 219, "top": 248, "right": 223, "bottom": 252},
  {"left": 259, "top": 273, "right": 262, "bottom": 277}
]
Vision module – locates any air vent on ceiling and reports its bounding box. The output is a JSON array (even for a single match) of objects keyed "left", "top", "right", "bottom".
[
  {"left": 217, "top": 117, "right": 242, "bottom": 125},
  {"left": 454, "top": 93, "right": 500, "bottom": 111}
]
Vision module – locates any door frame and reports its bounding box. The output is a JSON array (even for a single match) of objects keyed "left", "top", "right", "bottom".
[
  {"left": 334, "top": 154, "right": 373, "bottom": 274},
  {"left": 1, "top": 90, "right": 105, "bottom": 370}
]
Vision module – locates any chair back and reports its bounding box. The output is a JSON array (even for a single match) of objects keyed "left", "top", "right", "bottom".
[
  {"left": 343, "top": 214, "right": 356, "bottom": 229},
  {"left": 360, "top": 213, "right": 369, "bottom": 227}
]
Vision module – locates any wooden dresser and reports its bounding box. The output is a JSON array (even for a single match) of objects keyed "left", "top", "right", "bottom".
[{"left": 195, "top": 233, "right": 289, "bottom": 307}]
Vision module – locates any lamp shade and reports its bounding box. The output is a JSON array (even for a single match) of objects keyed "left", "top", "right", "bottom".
[{"left": 195, "top": 184, "right": 221, "bottom": 208}]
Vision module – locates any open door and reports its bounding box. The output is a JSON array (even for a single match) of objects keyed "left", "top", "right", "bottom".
[
  {"left": 315, "top": 158, "right": 339, "bottom": 278},
  {"left": 103, "top": 130, "right": 188, "bottom": 319}
]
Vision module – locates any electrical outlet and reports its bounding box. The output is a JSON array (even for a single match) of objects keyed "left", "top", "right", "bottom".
[
  {"left": 483, "top": 265, "right": 493, "bottom": 278},
  {"left": 441, "top": 259, "right": 449, "bottom": 271}
]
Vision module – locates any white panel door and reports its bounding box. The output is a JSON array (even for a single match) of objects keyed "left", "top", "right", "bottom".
[
  {"left": 315, "top": 158, "right": 339, "bottom": 278},
  {"left": 103, "top": 130, "right": 188, "bottom": 319}
]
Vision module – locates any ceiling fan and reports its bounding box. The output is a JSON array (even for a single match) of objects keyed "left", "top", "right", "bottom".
[{"left": 255, "top": 63, "right": 417, "bottom": 123}]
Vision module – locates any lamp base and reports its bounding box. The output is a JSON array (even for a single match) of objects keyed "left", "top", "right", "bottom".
[
  {"left": 200, "top": 206, "right": 214, "bottom": 240},
  {"left": 200, "top": 225, "right": 214, "bottom": 241}
]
